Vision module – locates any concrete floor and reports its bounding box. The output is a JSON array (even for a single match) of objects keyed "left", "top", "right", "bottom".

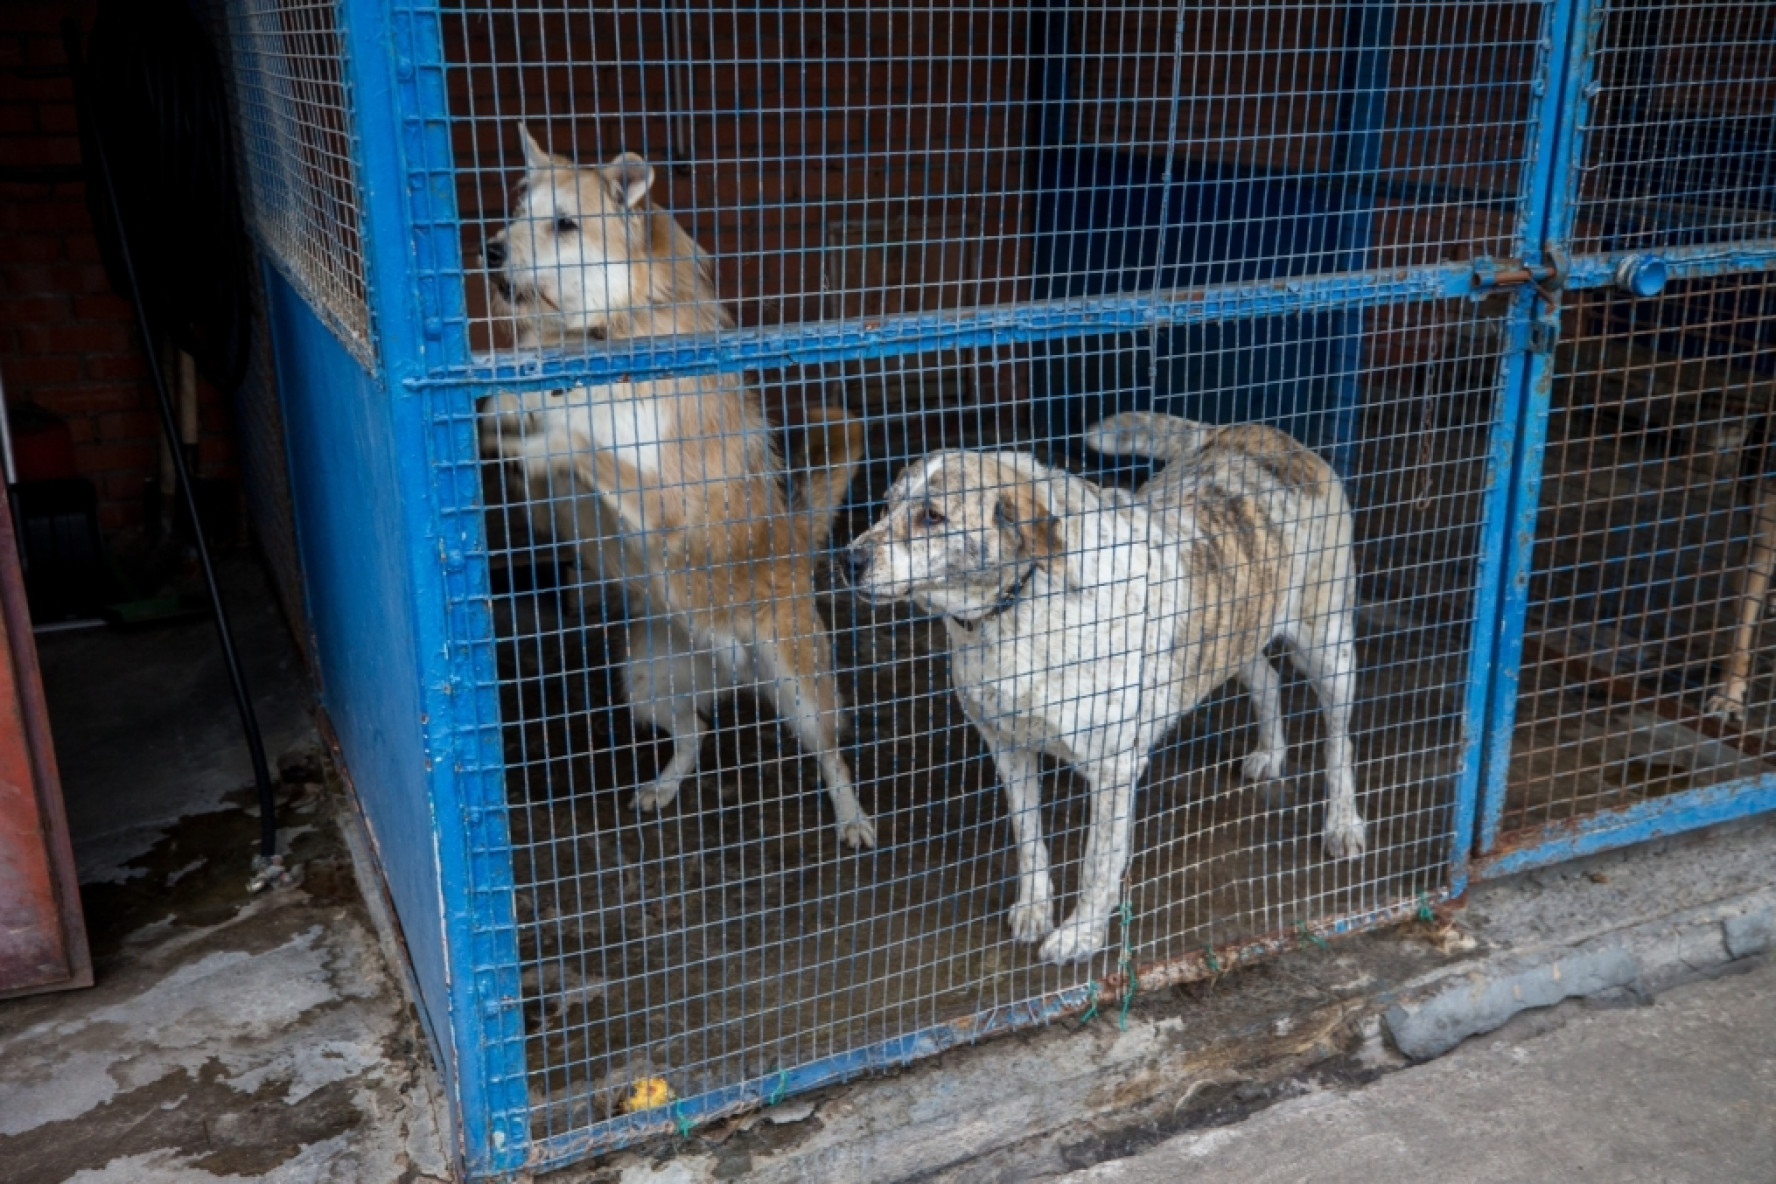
[
  {"left": 1061, "top": 957, "right": 1776, "bottom": 1184},
  {"left": 0, "top": 559, "right": 449, "bottom": 1183}
]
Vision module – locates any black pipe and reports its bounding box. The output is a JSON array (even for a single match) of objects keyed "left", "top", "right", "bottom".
[{"left": 62, "top": 19, "right": 279, "bottom": 867}]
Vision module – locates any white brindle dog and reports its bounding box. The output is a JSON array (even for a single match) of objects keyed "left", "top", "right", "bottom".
[
  {"left": 479, "top": 127, "right": 874, "bottom": 849},
  {"left": 847, "top": 411, "right": 1365, "bottom": 964}
]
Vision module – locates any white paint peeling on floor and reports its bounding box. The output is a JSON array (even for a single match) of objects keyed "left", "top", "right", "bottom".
[
  {"left": 0, "top": 888, "right": 450, "bottom": 1183},
  {"left": 61, "top": 1133, "right": 359, "bottom": 1183},
  {"left": 1, "top": 928, "right": 337, "bottom": 1134},
  {"left": 6, "top": 562, "right": 449, "bottom": 1183}
]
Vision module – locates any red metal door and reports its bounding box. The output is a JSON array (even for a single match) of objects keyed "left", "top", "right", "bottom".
[{"left": 0, "top": 479, "right": 90, "bottom": 997}]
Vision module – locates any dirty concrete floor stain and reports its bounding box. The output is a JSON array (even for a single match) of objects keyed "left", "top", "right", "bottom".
[
  {"left": 0, "top": 788, "right": 451, "bottom": 1184},
  {"left": 1, "top": 560, "right": 448, "bottom": 1184}
]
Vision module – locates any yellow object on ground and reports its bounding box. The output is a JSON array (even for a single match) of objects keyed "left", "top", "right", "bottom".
[{"left": 624, "top": 1077, "right": 675, "bottom": 1113}]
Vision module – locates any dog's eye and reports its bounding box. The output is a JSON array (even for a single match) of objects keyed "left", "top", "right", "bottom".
[
  {"left": 914, "top": 506, "right": 946, "bottom": 529},
  {"left": 556, "top": 217, "right": 578, "bottom": 233}
]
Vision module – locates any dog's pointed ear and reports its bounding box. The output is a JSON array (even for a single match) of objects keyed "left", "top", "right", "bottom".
[
  {"left": 601, "top": 153, "right": 655, "bottom": 209},
  {"left": 994, "top": 481, "right": 1064, "bottom": 568},
  {"left": 518, "top": 125, "right": 558, "bottom": 170}
]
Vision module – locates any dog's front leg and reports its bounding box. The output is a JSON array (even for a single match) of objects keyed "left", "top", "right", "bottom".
[
  {"left": 983, "top": 738, "right": 1054, "bottom": 943},
  {"left": 1297, "top": 619, "right": 1366, "bottom": 860},
  {"left": 1706, "top": 474, "right": 1776, "bottom": 721},
  {"left": 1040, "top": 752, "right": 1143, "bottom": 966}
]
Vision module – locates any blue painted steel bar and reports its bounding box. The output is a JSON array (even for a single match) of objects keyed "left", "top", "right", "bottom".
[
  {"left": 521, "top": 892, "right": 1442, "bottom": 1172},
  {"left": 1448, "top": 285, "right": 1532, "bottom": 899},
  {"left": 391, "top": 6, "right": 472, "bottom": 375},
  {"left": 407, "top": 237, "right": 1776, "bottom": 404},
  {"left": 400, "top": 232, "right": 1776, "bottom": 402},
  {"left": 1476, "top": 0, "right": 1599, "bottom": 859},
  {"left": 399, "top": 241, "right": 1776, "bottom": 402},
  {"left": 337, "top": 1, "right": 529, "bottom": 1176},
  {"left": 1564, "top": 239, "right": 1776, "bottom": 290},
  {"left": 1474, "top": 778, "right": 1776, "bottom": 880},
  {"left": 408, "top": 259, "right": 1491, "bottom": 394},
  {"left": 525, "top": 983, "right": 1098, "bottom": 1171},
  {"left": 1450, "top": 0, "right": 1581, "bottom": 896},
  {"left": 1326, "top": 0, "right": 1396, "bottom": 477}
]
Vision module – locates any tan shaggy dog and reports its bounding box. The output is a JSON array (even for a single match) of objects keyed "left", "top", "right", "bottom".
[{"left": 480, "top": 127, "right": 874, "bottom": 849}]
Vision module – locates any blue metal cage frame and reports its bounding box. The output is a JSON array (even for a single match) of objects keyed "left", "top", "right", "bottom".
[{"left": 227, "top": 0, "right": 1776, "bottom": 1176}]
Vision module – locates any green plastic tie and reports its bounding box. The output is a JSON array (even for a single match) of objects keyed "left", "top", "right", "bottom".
[
  {"left": 1297, "top": 920, "right": 1330, "bottom": 951},
  {"left": 766, "top": 1068, "right": 789, "bottom": 1108},
  {"left": 1418, "top": 890, "right": 1435, "bottom": 923},
  {"left": 1116, "top": 899, "right": 1138, "bottom": 1032},
  {"left": 673, "top": 1101, "right": 695, "bottom": 1138},
  {"left": 1079, "top": 979, "right": 1101, "bottom": 1025},
  {"left": 1204, "top": 946, "right": 1222, "bottom": 974}
]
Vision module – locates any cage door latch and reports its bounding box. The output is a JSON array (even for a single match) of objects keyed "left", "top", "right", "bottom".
[{"left": 1471, "top": 244, "right": 1569, "bottom": 304}]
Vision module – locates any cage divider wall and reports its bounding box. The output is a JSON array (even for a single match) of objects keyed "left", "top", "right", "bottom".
[{"left": 221, "top": 0, "right": 1775, "bottom": 1177}]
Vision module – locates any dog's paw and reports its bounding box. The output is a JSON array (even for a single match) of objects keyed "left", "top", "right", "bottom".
[
  {"left": 1243, "top": 746, "right": 1288, "bottom": 783},
  {"left": 837, "top": 814, "right": 878, "bottom": 851},
  {"left": 1703, "top": 690, "right": 1748, "bottom": 722},
  {"left": 1322, "top": 811, "right": 1367, "bottom": 861},
  {"left": 631, "top": 783, "right": 680, "bottom": 814},
  {"left": 1007, "top": 897, "right": 1055, "bottom": 943},
  {"left": 1039, "top": 917, "right": 1108, "bottom": 966}
]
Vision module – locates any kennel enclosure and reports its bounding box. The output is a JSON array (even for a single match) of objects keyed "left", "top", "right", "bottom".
[{"left": 217, "top": 0, "right": 1776, "bottom": 1176}]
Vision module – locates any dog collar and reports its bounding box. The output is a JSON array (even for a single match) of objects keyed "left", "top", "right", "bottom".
[{"left": 949, "top": 561, "right": 1040, "bottom": 633}]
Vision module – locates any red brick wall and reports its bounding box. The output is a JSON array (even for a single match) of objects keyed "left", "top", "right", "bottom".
[{"left": 0, "top": 0, "right": 236, "bottom": 537}]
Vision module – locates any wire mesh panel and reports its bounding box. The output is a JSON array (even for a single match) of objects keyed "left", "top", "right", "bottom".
[
  {"left": 1489, "top": 0, "right": 1776, "bottom": 862},
  {"left": 405, "top": 0, "right": 1560, "bottom": 1159},
  {"left": 1571, "top": 1, "right": 1776, "bottom": 255},
  {"left": 1502, "top": 278, "right": 1776, "bottom": 835},
  {"left": 225, "top": 0, "right": 374, "bottom": 363},
  {"left": 417, "top": 1, "right": 1548, "bottom": 368},
  {"left": 467, "top": 317, "right": 1511, "bottom": 1144}
]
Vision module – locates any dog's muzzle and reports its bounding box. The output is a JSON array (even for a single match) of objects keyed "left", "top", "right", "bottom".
[
  {"left": 484, "top": 240, "right": 507, "bottom": 269},
  {"left": 843, "top": 546, "right": 883, "bottom": 602}
]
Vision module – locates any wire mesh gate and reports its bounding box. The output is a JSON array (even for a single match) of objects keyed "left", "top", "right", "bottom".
[
  {"left": 214, "top": 0, "right": 1775, "bottom": 1177},
  {"left": 1476, "top": 0, "right": 1776, "bottom": 875}
]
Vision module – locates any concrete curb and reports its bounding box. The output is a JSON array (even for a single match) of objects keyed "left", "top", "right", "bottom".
[{"left": 1385, "top": 888, "right": 1775, "bottom": 1060}]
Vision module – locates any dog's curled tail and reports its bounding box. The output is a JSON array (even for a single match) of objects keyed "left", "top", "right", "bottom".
[
  {"left": 1083, "top": 411, "right": 1215, "bottom": 463},
  {"left": 795, "top": 405, "right": 866, "bottom": 548}
]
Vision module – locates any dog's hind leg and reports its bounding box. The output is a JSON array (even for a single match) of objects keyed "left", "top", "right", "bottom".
[
  {"left": 748, "top": 621, "right": 876, "bottom": 850},
  {"left": 1239, "top": 657, "right": 1289, "bottom": 783},
  {"left": 780, "top": 683, "right": 874, "bottom": 850},
  {"left": 1293, "top": 613, "right": 1365, "bottom": 860},
  {"left": 1705, "top": 474, "right": 1776, "bottom": 721},
  {"left": 621, "top": 621, "right": 713, "bottom": 814}
]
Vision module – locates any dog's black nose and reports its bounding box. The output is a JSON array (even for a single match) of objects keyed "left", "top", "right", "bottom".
[
  {"left": 484, "top": 241, "right": 506, "bottom": 269},
  {"left": 844, "top": 547, "right": 871, "bottom": 582}
]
